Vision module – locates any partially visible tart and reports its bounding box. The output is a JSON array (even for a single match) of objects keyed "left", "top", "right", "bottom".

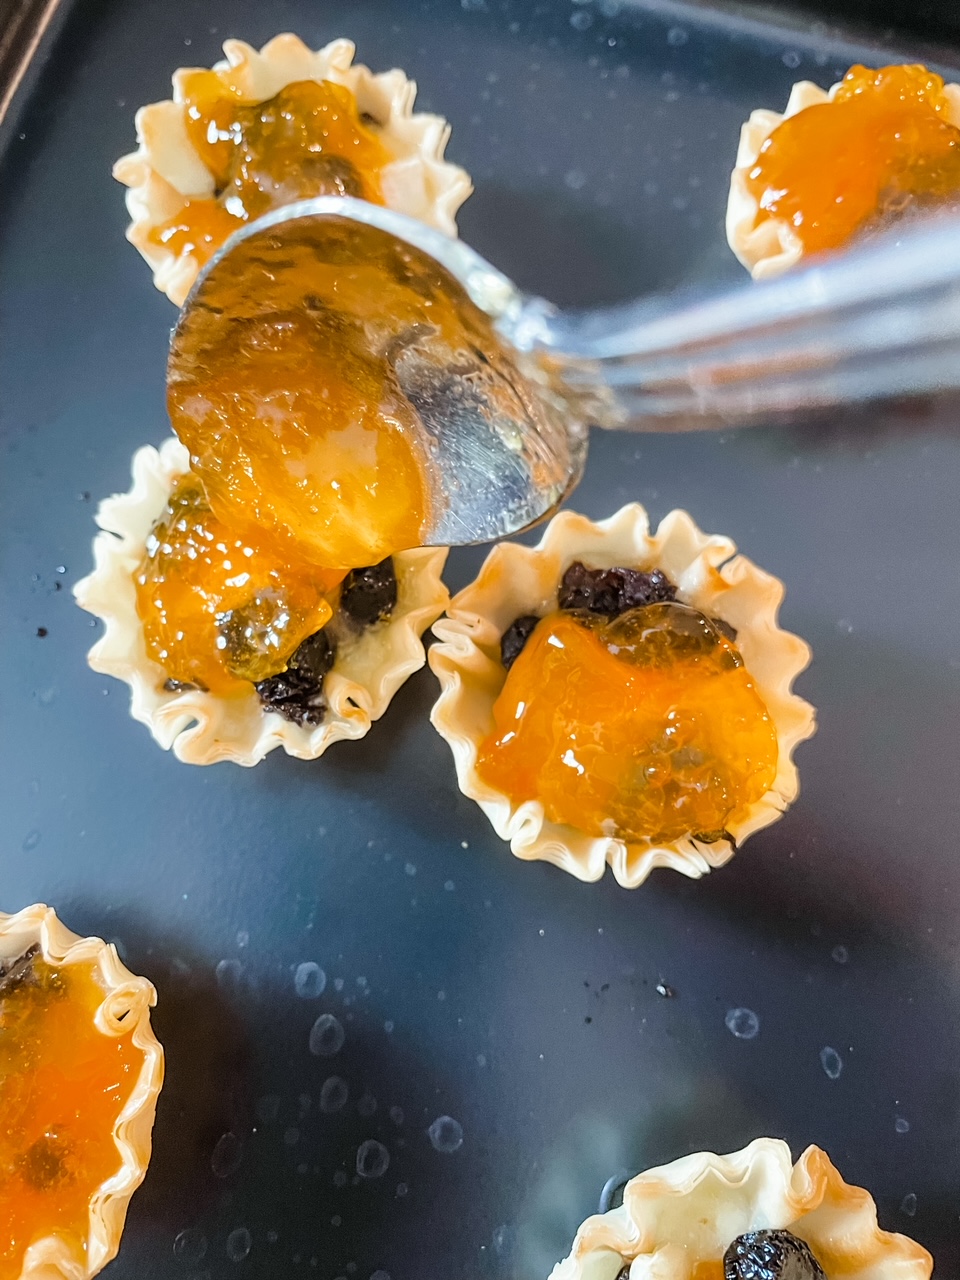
[
  {"left": 727, "top": 64, "right": 960, "bottom": 278},
  {"left": 114, "top": 33, "right": 473, "bottom": 304},
  {"left": 429, "top": 505, "right": 814, "bottom": 887},
  {"left": 549, "top": 1139, "right": 931, "bottom": 1279},
  {"left": 73, "top": 437, "right": 448, "bottom": 766},
  {"left": 0, "top": 904, "right": 163, "bottom": 1280}
]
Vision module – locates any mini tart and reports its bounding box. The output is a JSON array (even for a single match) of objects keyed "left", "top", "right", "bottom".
[
  {"left": 429, "top": 505, "right": 814, "bottom": 887},
  {"left": 113, "top": 32, "right": 473, "bottom": 305},
  {"left": 549, "top": 1138, "right": 932, "bottom": 1279},
  {"left": 726, "top": 73, "right": 960, "bottom": 279},
  {"left": 73, "top": 437, "right": 449, "bottom": 766},
  {"left": 0, "top": 903, "right": 163, "bottom": 1280}
]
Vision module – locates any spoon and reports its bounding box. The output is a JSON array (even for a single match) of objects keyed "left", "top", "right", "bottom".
[{"left": 169, "top": 196, "right": 960, "bottom": 548}]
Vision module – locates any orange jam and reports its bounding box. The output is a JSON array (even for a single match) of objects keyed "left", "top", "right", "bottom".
[
  {"left": 748, "top": 64, "right": 960, "bottom": 254},
  {"left": 135, "top": 473, "right": 340, "bottom": 695},
  {"left": 150, "top": 77, "right": 391, "bottom": 268},
  {"left": 476, "top": 604, "right": 778, "bottom": 844},
  {"left": 0, "top": 950, "right": 145, "bottom": 1279}
]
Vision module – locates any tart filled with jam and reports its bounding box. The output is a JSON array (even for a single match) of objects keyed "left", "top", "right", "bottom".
[
  {"left": 74, "top": 438, "right": 448, "bottom": 766},
  {"left": 0, "top": 905, "right": 162, "bottom": 1280},
  {"left": 114, "top": 32, "right": 472, "bottom": 304},
  {"left": 430, "top": 505, "right": 814, "bottom": 887},
  {"left": 550, "top": 1139, "right": 931, "bottom": 1280},
  {"left": 727, "top": 63, "right": 960, "bottom": 278}
]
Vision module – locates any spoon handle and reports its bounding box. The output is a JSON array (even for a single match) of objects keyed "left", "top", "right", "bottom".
[{"left": 534, "top": 216, "right": 960, "bottom": 430}]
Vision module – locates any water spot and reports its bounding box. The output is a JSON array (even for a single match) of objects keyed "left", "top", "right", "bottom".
[
  {"left": 444, "top": 880, "right": 455, "bottom": 891},
  {"left": 320, "top": 1076, "right": 349, "bottom": 1113},
  {"left": 564, "top": 168, "right": 587, "bottom": 190},
  {"left": 211, "top": 1132, "right": 243, "bottom": 1178},
  {"left": 477, "top": 1054, "right": 487, "bottom": 1067},
  {"left": 383, "top": 1020, "right": 395, "bottom": 1034},
  {"left": 390, "top": 1106, "right": 404, "bottom": 1126},
  {"left": 428, "top": 1115, "right": 464, "bottom": 1153},
  {"left": 284, "top": 1127, "right": 300, "bottom": 1147},
  {"left": 266, "top": 1231, "right": 278, "bottom": 1244},
  {"left": 437, "top": 990, "right": 446, "bottom": 1002},
  {"left": 725, "top": 1007, "right": 759, "bottom": 1040},
  {"left": 404, "top": 862, "right": 417, "bottom": 876},
  {"left": 895, "top": 1116, "right": 910, "bottom": 1134},
  {"left": 396, "top": 1182, "right": 408, "bottom": 1197},
  {"left": 667, "top": 25, "right": 688, "bottom": 44},
  {"left": 22, "top": 831, "right": 40, "bottom": 852},
  {"left": 333, "top": 1170, "right": 348, "bottom": 1187},
  {"left": 570, "top": 8, "right": 593, "bottom": 29},
  {"left": 215, "top": 959, "right": 242, "bottom": 992},
  {"left": 782, "top": 49, "right": 802, "bottom": 68},
  {"left": 331, "top": 1215, "right": 342, "bottom": 1226},
  {"left": 226, "top": 1227, "right": 252, "bottom": 1262},
  {"left": 236, "top": 930, "right": 249, "bottom": 949},
  {"left": 295, "top": 962, "right": 327, "bottom": 999},
  {"left": 310, "top": 1013, "right": 345, "bottom": 1057},
  {"left": 357, "top": 1093, "right": 377, "bottom": 1117},
  {"left": 831, "top": 944, "right": 849, "bottom": 964},
  {"left": 371, "top": 1272, "right": 391, "bottom": 1280},
  {"left": 173, "top": 1228, "right": 207, "bottom": 1261},
  {"left": 256, "top": 1094, "right": 280, "bottom": 1124},
  {"left": 356, "top": 1139, "right": 390, "bottom": 1179},
  {"left": 334, "top": 977, "right": 344, "bottom": 992},
  {"left": 900, "top": 1192, "right": 917, "bottom": 1217},
  {"left": 820, "top": 1046, "right": 843, "bottom": 1079}
]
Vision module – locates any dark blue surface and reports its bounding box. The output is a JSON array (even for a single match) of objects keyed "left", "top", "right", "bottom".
[{"left": 2, "top": 1, "right": 960, "bottom": 1276}]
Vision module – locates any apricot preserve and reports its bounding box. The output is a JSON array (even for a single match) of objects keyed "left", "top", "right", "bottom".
[
  {"left": 0, "top": 950, "right": 146, "bottom": 1280},
  {"left": 135, "top": 474, "right": 339, "bottom": 695},
  {"left": 151, "top": 78, "right": 391, "bottom": 267},
  {"left": 476, "top": 604, "right": 778, "bottom": 844},
  {"left": 748, "top": 64, "right": 960, "bottom": 254}
]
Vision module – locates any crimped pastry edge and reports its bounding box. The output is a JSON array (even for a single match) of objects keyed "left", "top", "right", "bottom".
[
  {"left": 548, "top": 1137, "right": 932, "bottom": 1279},
  {"left": 73, "top": 436, "right": 449, "bottom": 766},
  {"left": 113, "top": 32, "right": 473, "bottom": 304},
  {"left": 0, "top": 903, "right": 164, "bottom": 1280},
  {"left": 429, "top": 504, "right": 815, "bottom": 887},
  {"left": 726, "top": 73, "right": 960, "bottom": 279}
]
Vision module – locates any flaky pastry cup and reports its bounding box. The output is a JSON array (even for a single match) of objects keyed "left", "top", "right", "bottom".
[
  {"left": 429, "top": 505, "right": 814, "bottom": 887},
  {"left": 73, "top": 437, "right": 449, "bottom": 766},
  {"left": 114, "top": 32, "right": 473, "bottom": 304},
  {"left": 549, "top": 1138, "right": 931, "bottom": 1279},
  {"left": 726, "top": 74, "right": 960, "bottom": 278},
  {"left": 0, "top": 903, "right": 163, "bottom": 1280}
]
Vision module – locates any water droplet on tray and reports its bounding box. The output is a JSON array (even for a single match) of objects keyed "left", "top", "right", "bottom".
[
  {"left": 173, "top": 1228, "right": 207, "bottom": 1261},
  {"left": 820, "top": 1046, "right": 843, "bottom": 1079},
  {"left": 226, "top": 1227, "right": 252, "bottom": 1262},
  {"left": 725, "top": 1007, "right": 759, "bottom": 1039},
  {"left": 895, "top": 1116, "right": 910, "bottom": 1134},
  {"left": 356, "top": 1139, "right": 390, "bottom": 1179},
  {"left": 428, "top": 1115, "right": 463, "bottom": 1153},
  {"left": 900, "top": 1192, "right": 917, "bottom": 1217},
  {"left": 309, "top": 1013, "right": 345, "bottom": 1057},
  {"left": 211, "top": 1132, "right": 243, "bottom": 1178},
  {"left": 831, "top": 944, "right": 849, "bottom": 964},
  {"left": 295, "top": 962, "right": 327, "bottom": 999},
  {"left": 320, "top": 1076, "right": 349, "bottom": 1112},
  {"left": 215, "top": 959, "right": 242, "bottom": 992}
]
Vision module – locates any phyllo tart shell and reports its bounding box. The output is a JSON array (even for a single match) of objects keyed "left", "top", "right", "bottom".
[
  {"left": 429, "top": 504, "right": 814, "bottom": 887},
  {"left": 726, "top": 74, "right": 960, "bottom": 279},
  {"left": 73, "top": 437, "right": 449, "bottom": 766},
  {"left": 0, "top": 903, "right": 163, "bottom": 1280},
  {"left": 549, "top": 1138, "right": 931, "bottom": 1279},
  {"left": 113, "top": 32, "right": 473, "bottom": 305}
]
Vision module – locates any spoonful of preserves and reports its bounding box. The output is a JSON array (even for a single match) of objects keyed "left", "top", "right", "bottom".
[{"left": 168, "top": 196, "right": 960, "bottom": 562}]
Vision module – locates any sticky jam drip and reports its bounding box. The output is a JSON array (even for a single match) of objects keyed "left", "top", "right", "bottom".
[
  {"left": 135, "top": 473, "right": 340, "bottom": 696},
  {"left": 748, "top": 64, "right": 960, "bottom": 254},
  {"left": 475, "top": 604, "right": 778, "bottom": 844},
  {"left": 0, "top": 948, "right": 145, "bottom": 1280},
  {"left": 150, "top": 77, "right": 391, "bottom": 268}
]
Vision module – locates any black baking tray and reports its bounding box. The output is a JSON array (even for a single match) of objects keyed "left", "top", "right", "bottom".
[{"left": 3, "top": 0, "right": 960, "bottom": 1276}]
